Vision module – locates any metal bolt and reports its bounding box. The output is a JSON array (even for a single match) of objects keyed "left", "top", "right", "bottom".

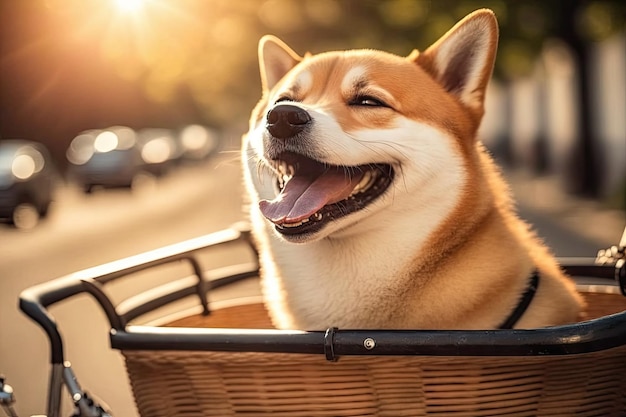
[{"left": 363, "top": 337, "right": 376, "bottom": 350}]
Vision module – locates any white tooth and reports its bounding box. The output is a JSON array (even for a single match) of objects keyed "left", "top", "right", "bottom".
[
  {"left": 313, "top": 212, "right": 323, "bottom": 221},
  {"left": 350, "top": 170, "right": 373, "bottom": 196},
  {"left": 281, "top": 218, "right": 310, "bottom": 228},
  {"left": 359, "top": 171, "right": 372, "bottom": 189}
]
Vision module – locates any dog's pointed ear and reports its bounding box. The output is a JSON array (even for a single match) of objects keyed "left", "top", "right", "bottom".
[
  {"left": 259, "top": 35, "right": 303, "bottom": 91},
  {"left": 414, "top": 9, "right": 498, "bottom": 118}
]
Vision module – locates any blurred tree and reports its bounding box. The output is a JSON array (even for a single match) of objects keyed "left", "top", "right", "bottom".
[{"left": 491, "top": 0, "right": 624, "bottom": 197}]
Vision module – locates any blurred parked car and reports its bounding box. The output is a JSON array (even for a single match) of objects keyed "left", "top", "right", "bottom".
[
  {"left": 0, "top": 139, "right": 57, "bottom": 228},
  {"left": 66, "top": 126, "right": 148, "bottom": 193},
  {"left": 176, "top": 124, "right": 219, "bottom": 162}
]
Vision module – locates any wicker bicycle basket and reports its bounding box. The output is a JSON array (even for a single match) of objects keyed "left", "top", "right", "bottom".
[
  {"left": 122, "top": 289, "right": 626, "bottom": 417},
  {"left": 16, "top": 225, "right": 626, "bottom": 417}
]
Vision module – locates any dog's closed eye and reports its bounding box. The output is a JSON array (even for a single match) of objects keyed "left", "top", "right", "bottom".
[{"left": 349, "top": 95, "right": 389, "bottom": 108}]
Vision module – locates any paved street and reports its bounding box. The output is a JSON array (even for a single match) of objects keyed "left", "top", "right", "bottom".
[
  {"left": 0, "top": 151, "right": 623, "bottom": 416},
  {"left": 0, "top": 151, "right": 249, "bottom": 416}
]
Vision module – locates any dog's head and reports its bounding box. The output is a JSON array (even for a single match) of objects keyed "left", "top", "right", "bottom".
[{"left": 243, "top": 9, "right": 498, "bottom": 243}]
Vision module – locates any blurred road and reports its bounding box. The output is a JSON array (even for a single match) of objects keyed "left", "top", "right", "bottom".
[
  {"left": 0, "top": 151, "right": 624, "bottom": 416},
  {"left": 0, "top": 150, "right": 250, "bottom": 416}
]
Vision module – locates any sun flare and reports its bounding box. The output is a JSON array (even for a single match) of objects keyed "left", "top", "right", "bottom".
[{"left": 114, "top": 0, "right": 146, "bottom": 14}]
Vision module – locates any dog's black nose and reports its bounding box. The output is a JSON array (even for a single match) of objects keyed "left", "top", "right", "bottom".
[{"left": 266, "top": 105, "right": 311, "bottom": 139}]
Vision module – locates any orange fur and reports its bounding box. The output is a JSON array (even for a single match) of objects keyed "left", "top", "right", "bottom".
[{"left": 242, "top": 9, "right": 584, "bottom": 330}]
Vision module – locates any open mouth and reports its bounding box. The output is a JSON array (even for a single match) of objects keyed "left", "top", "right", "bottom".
[{"left": 259, "top": 152, "right": 394, "bottom": 236}]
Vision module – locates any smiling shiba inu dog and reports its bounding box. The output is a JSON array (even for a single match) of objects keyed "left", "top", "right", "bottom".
[{"left": 242, "top": 9, "right": 584, "bottom": 330}]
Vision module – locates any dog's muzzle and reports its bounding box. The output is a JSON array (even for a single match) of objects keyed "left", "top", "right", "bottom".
[
  {"left": 266, "top": 104, "right": 311, "bottom": 140},
  {"left": 258, "top": 103, "right": 394, "bottom": 239}
]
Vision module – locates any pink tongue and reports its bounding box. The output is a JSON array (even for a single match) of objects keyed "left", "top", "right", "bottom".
[{"left": 259, "top": 169, "right": 364, "bottom": 224}]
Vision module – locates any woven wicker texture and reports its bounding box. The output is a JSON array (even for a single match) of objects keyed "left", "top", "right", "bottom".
[{"left": 124, "top": 291, "right": 626, "bottom": 416}]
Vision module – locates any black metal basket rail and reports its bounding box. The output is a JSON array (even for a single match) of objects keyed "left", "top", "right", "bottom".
[
  {"left": 18, "top": 223, "right": 259, "bottom": 365},
  {"left": 18, "top": 223, "right": 626, "bottom": 368}
]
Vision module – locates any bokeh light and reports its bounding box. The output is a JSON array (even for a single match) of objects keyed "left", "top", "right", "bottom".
[
  {"left": 180, "top": 124, "right": 209, "bottom": 151},
  {"left": 67, "top": 132, "right": 97, "bottom": 165},
  {"left": 141, "top": 137, "right": 171, "bottom": 164},
  {"left": 11, "top": 147, "right": 45, "bottom": 180},
  {"left": 94, "top": 131, "right": 119, "bottom": 153},
  {"left": 12, "top": 154, "right": 37, "bottom": 180},
  {"left": 111, "top": 126, "right": 138, "bottom": 150}
]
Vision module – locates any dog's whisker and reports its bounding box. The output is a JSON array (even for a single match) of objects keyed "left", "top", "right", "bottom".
[
  {"left": 255, "top": 160, "right": 271, "bottom": 186},
  {"left": 213, "top": 151, "right": 244, "bottom": 169},
  {"left": 345, "top": 132, "right": 413, "bottom": 159}
]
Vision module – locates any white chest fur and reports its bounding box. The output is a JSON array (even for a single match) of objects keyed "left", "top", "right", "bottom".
[{"left": 251, "top": 170, "right": 463, "bottom": 330}]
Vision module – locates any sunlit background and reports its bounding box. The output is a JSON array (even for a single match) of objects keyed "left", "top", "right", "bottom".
[
  {"left": 1, "top": 0, "right": 624, "bottom": 199},
  {"left": 0, "top": 0, "right": 625, "bottom": 415}
]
